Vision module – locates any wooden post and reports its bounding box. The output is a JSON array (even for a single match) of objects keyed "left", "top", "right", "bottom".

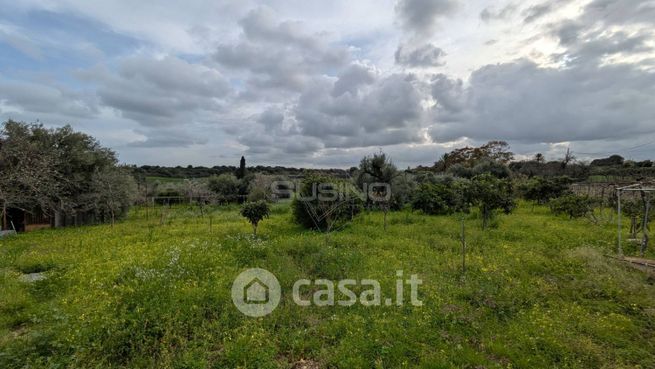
[
  {"left": 617, "top": 189, "right": 622, "bottom": 258},
  {"left": 461, "top": 215, "right": 466, "bottom": 275}
]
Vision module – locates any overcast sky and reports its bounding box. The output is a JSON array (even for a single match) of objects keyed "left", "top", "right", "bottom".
[{"left": 1, "top": 0, "right": 654, "bottom": 168}]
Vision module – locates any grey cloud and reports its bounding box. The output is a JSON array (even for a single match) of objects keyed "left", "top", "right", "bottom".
[
  {"left": 84, "top": 56, "right": 230, "bottom": 127},
  {"left": 332, "top": 63, "right": 377, "bottom": 97},
  {"left": 395, "top": 43, "right": 446, "bottom": 67},
  {"left": 214, "top": 7, "right": 350, "bottom": 94},
  {"left": 257, "top": 107, "right": 285, "bottom": 132},
  {"left": 582, "top": 0, "right": 655, "bottom": 27},
  {"left": 126, "top": 129, "right": 209, "bottom": 148},
  {"left": 430, "top": 59, "right": 655, "bottom": 144},
  {"left": 296, "top": 73, "right": 425, "bottom": 145},
  {"left": 0, "top": 79, "right": 98, "bottom": 118},
  {"left": 396, "top": 0, "right": 458, "bottom": 36}
]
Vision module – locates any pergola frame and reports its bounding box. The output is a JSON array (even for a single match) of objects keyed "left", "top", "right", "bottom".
[{"left": 616, "top": 183, "right": 655, "bottom": 257}]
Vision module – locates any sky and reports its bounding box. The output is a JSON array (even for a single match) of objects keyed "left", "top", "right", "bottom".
[{"left": 1, "top": 0, "right": 654, "bottom": 168}]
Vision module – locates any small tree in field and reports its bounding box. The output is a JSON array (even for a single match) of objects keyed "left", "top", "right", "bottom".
[
  {"left": 241, "top": 200, "right": 270, "bottom": 236},
  {"left": 357, "top": 152, "right": 398, "bottom": 231},
  {"left": 471, "top": 174, "right": 515, "bottom": 229},
  {"left": 549, "top": 194, "right": 593, "bottom": 219}
]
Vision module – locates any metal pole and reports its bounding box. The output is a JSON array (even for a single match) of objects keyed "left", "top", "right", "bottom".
[{"left": 618, "top": 189, "right": 622, "bottom": 258}]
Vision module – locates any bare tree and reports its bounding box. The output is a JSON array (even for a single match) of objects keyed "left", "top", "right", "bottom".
[{"left": 561, "top": 147, "right": 576, "bottom": 169}]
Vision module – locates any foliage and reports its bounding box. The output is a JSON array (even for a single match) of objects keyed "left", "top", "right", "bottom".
[
  {"left": 471, "top": 174, "right": 515, "bottom": 229},
  {"left": 435, "top": 140, "right": 514, "bottom": 171},
  {"left": 207, "top": 173, "right": 241, "bottom": 203},
  {"left": 292, "top": 174, "right": 363, "bottom": 231},
  {"left": 411, "top": 178, "right": 472, "bottom": 215},
  {"left": 240, "top": 200, "right": 270, "bottom": 235},
  {"left": 247, "top": 174, "right": 276, "bottom": 202},
  {"left": 549, "top": 194, "right": 595, "bottom": 219},
  {"left": 590, "top": 155, "right": 624, "bottom": 167},
  {"left": 448, "top": 159, "right": 512, "bottom": 179},
  {"left": 356, "top": 152, "right": 398, "bottom": 229},
  {"left": 1, "top": 203, "right": 654, "bottom": 368},
  {"left": 520, "top": 176, "right": 572, "bottom": 204},
  {"left": 86, "top": 167, "right": 138, "bottom": 224},
  {"left": 389, "top": 172, "right": 416, "bottom": 210},
  {"left": 0, "top": 120, "right": 134, "bottom": 228},
  {"left": 236, "top": 156, "right": 247, "bottom": 179}
]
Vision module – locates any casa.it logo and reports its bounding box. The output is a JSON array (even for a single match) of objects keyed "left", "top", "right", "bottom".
[
  {"left": 231, "top": 268, "right": 281, "bottom": 318},
  {"left": 231, "top": 268, "right": 423, "bottom": 317}
]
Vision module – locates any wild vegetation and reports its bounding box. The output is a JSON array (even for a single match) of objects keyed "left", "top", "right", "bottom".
[
  {"left": 0, "top": 121, "right": 136, "bottom": 229},
  {"left": 2, "top": 120, "right": 655, "bottom": 368},
  {"left": 1, "top": 203, "right": 654, "bottom": 368}
]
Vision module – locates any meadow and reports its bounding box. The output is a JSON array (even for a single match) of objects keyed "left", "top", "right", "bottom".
[{"left": 1, "top": 203, "right": 654, "bottom": 368}]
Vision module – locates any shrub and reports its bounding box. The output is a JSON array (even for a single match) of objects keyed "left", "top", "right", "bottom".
[
  {"left": 292, "top": 174, "right": 363, "bottom": 231},
  {"left": 549, "top": 194, "right": 594, "bottom": 219},
  {"left": 411, "top": 178, "right": 472, "bottom": 215},
  {"left": 240, "top": 200, "right": 270, "bottom": 235},
  {"left": 471, "top": 174, "right": 515, "bottom": 229},
  {"left": 521, "top": 176, "right": 572, "bottom": 204},
  {"left": 208, "top": 174, "right": 240, "bottom": 203}
]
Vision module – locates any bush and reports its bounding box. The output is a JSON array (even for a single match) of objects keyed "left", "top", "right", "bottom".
[
  {"left": 208, "top": 174, "right": 240, "bottom": 203},
  {"left": 240, "top": 201, "right": 270, "bottom": 235},
  {"left": 411, "top": 177, "right": 472, "bottom": 215},
  {"left": 549, "top": 194, "right": 594, "bottom": 219},
  {"left": 292, "top": 174, "right": 363, "bottom": 231},
  {"left": 471, "top": 174, "right": 515, "bottom": 229},
  {"left": 521, "top": 176, "right": 572, "bottom": 204}
]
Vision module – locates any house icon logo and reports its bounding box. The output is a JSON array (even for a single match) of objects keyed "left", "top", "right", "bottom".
[
  {"left": 231, "top": 268, "right": 281, "bottom": 317},
  {"left": 244, "top": 277, "right": 269, "bottom": 304}
]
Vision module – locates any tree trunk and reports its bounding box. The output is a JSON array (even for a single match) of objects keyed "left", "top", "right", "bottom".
[
  {"left": 383, "top": 206, "right": 388, "bottom": 231},
  {"left": 630, "top": 217, "right": 638, "bottom": 239},
  {"left": 252, "top": 223, "right": 257, "bottom": 236}
]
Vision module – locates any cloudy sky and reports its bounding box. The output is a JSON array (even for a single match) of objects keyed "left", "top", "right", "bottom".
[{"left": 1, "top": 0, "right": 654, "bottom": 168}]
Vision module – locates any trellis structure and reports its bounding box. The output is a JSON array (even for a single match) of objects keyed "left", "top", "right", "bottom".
[{"left": 616, "top": 183, "right": 655, "bottom": 257}]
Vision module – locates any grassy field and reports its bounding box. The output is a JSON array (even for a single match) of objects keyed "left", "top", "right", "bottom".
[{"left": 1, "top": 203, "right": 654, "bottom": 368}]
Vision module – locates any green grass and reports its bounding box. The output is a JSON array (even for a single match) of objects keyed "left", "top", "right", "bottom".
[{"left": 1, "top": 203, "right": 654, "bottom": 368}]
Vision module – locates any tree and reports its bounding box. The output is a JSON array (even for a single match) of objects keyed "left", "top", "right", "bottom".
[
  {"left": 357, "top": 152, "right": 398, "bottom": 230},
  {"left": 411, "top": 176, "right": 472, "bottom": 215},
  {"left": 87, "top": 167, "right": 137, "bottom": 226},
  {"left": 435, "top": 141, "right": 514, "bottom": 170},
  {"left": 549, "top": 194, "right": 594, "bottom": 219},
  {"left": 561, "top": 147, "right": 576, "bottom": 169},
  {"left": 534, "top": 153, "right": 545, "bottom": 164},
  {"left": 521, "top": 176, "right": 572, "bottom": 205},
  {"left": 1, "top": 120, "right": 135, "bottom": 229},
  {"left": 207, "top": 173, "right": 240, "bottom": 203},
  {"left": 471, "top": 174, "right": 515, "bottom": 229},
  {"left": 1, "top": 121, "right": 61, "bottom": 228},
  {"left": 621, "top": 199, "right": 642, "bottom": 239},
  {"left": 236, "top": 156, "right": 247, "bottom": 179},
  {"left": 240, "top": 200, "right": 270, "bottom": 236}
]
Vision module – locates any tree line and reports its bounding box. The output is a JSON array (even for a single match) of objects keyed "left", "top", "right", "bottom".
[{"left": 0, "top": 120, "right": 136, "bottom": 230}]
